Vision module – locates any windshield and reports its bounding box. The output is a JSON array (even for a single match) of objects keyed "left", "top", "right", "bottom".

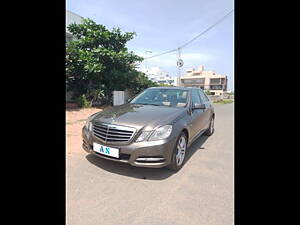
[{"left": 130, "top": 88, "right": 189, "bottom": 108}]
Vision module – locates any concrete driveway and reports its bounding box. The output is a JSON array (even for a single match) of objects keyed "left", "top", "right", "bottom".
[{"left": 67, "top": 103, "right": 234, "bottom": 225}]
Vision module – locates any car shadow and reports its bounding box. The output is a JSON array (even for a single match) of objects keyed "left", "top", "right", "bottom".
[{"left": 85, "top": 134, "right": 209, "bottom": 180}]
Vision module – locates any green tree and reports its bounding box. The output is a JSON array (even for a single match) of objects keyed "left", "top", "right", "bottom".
[
  {"left": 66, "top": 18, "right": 151, "bottom": 105},
  {"left": 129, "top": 71, "right": 158, "bottom": 94},
  {"left": 158, "top": 83, "right": 173, "bottom": 87}
]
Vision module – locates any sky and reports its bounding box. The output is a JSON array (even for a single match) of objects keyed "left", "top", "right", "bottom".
[{"left": 67, "top": 0, "right": 234, "bottom": 91}]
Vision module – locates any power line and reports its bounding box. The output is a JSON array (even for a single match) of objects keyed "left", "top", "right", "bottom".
[
  {"left": 144, "top": 9, "right": 234, "bottom": 60},
  {"left": 144, "top": 49, "right": 177, "bottom": 59},
  {"left": 179, "top": 9, "right": 233, "bottom": 49}
]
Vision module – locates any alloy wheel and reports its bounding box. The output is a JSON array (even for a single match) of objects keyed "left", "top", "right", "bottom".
[{"left": 176, "top": 136, "right": 186, "bottom": 166}]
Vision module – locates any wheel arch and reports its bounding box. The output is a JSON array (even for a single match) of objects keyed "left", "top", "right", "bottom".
[{"left": 181, "top": 128, "right": 189, "bottom": 143}]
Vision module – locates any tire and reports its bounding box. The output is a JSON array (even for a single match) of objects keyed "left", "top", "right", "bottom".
[
  {"left": 204, "top": 116, "right": 214, "bottom": 136},
  {"left": 167, "top": 132, "right": 187, "bottom": 171}
]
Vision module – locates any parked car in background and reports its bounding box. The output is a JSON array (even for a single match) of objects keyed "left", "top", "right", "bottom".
[{"left": 82, "top": 87, "right": 214, "bottom": 171}]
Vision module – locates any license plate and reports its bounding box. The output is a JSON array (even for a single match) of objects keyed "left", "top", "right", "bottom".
[{"left": 93, "top": 143, "right": 119, "bottom": 158}]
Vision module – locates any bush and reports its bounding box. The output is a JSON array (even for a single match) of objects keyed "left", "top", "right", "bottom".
[
  {"left": 205, "top": 90, "right": 212, "bottom": 95},
  {"left": 75, "top": 94, "right": 91, "bottom": 108},
  {"left": 88, "top": 89, "right": 105, "bottom": 105},
  {"left": 213, "top": 99, "right": 234, "bottom": 104}
]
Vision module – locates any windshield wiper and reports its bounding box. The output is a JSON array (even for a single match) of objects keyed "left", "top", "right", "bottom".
[
  {"left": 143, "top": 103, "right": 161, "bottom": 106},
  {"left": 132, "top": 103, "right": 160, "bottom": 106}
]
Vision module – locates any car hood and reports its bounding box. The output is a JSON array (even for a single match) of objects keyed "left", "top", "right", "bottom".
[{"left": 92, "top": 103, "right": 186, "bottom": 131}]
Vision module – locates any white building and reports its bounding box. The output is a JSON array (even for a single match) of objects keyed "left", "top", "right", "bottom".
[
  {"left": 66, "top": 10, "right": 84, "bottom": 43},
  {"left": 140, "top": 67, "right": 179, "bottom": 86}
]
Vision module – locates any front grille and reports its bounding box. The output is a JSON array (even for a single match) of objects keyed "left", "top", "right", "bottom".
[{"left": 93, "top": 123, "right": 136, "bottom": 143}]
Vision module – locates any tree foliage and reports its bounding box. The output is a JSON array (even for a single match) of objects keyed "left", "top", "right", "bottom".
[
  {"left": 204, "top": 90, "right": 213, "bottom": 95},
  {"left": 66, "top": 18, "right": 156, "bottom": 104},
  {"left": 158, "top": 83, "right": 174, "bottom": 87}
]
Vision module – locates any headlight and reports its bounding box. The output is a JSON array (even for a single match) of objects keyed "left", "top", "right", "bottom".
[
  {"left": 148, "top": 125, "right": 172, "bottom": 141},
  {"left": 136, "top": 131, "right": 151, "bottom": 142},
  {"left": 84, "top": 113, "right": 98, "bottom": 132},
  {"left": 84, "top": 119, "right": 92, "bottom": 132}
]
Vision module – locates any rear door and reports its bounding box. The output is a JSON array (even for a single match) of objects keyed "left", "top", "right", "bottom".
[
  {"left": 189, "top": 89, "right": 206, "bottom": 140},
  {"left": 198, "top": 90, "right": 212, "bottom": 130}
]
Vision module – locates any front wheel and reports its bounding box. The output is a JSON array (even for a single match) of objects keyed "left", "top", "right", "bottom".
[{"left": 167, "top": 132, "right": 187, "bottom": 171}]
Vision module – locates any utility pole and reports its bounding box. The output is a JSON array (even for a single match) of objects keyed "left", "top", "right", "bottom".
[
  {"left": 176, "top": 47, "right": 184, "bottom": 86},
  {"left": 145, "top": 50, "right": 152, "bottom": 73},
  {"left": 177, "top": 48, "right": 181, "bottom": 77}
]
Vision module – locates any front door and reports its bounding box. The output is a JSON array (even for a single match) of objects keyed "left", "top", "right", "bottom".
[{"left": 189, "top": 89, "right": 206, "bottom": 141}]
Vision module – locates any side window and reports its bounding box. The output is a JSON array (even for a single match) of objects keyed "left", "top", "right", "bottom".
[
  {"left": 191, "top": 89, "right": 202, "bottom": 105},
  {"left": 198, "top": 90, "right": 210, "bottom": 103}
]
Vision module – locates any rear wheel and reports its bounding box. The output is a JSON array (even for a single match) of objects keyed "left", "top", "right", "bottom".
[
  {"left": 205, "top": 116, "right": 214, "bottom": 136},
  {"left": 167, "top": 132, "right": 187, "bottom": 171}
]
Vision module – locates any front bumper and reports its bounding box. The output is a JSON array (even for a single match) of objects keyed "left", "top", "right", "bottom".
[{"left": 82, "top": 127, "right": 177, "bottom": 168}]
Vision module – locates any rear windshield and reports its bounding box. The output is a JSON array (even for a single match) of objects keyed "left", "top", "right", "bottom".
[{"left": 130, "top": 88, "right": 189, "bottom": 108}]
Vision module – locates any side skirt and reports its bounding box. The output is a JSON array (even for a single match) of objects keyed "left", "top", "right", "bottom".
[{"left": 188, "top": 129, "right": 206, "bottom": 147}]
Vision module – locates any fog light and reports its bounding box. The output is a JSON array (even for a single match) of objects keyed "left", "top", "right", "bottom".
[{"left": 135, "top": 157, "right": 165, "bottom": 162}]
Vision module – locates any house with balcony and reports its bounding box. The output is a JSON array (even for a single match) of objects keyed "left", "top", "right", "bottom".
[{"left": 179, "top": 65, "right": 227, "bottom": 95}]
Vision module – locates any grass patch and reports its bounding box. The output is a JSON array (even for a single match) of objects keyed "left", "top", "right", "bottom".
[{"left": 213, "top": 99, "right": 234, "bottom": 104}]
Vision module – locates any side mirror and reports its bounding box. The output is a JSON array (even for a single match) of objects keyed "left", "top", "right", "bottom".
[{"left": 193, "top": 103, "right": 206, "bottom": 110}]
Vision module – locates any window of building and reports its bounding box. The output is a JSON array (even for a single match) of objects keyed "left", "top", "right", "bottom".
[
  {"left": 182, "top": 79, "right": 191, "bottom": 84},
  {"left": 182, "top": 78, "right": 205, "bottom": 84},
  {"left": 210, "top": 78, "right": 221, "bottom": 85},
  {"left": 196, "top": 78, "right": 205, "bottom": 84},
  {"left": 210, "top": 85, "right": 222, "bottom": 90}
]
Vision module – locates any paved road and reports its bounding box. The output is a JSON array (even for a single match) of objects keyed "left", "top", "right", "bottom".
[{"left": 67, "top": 103, "right": 234, "bottom": 225}]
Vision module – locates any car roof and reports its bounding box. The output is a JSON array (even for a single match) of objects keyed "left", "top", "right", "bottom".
[{"left": 148, "top": 86, "right": 200, "bottom": 91}]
